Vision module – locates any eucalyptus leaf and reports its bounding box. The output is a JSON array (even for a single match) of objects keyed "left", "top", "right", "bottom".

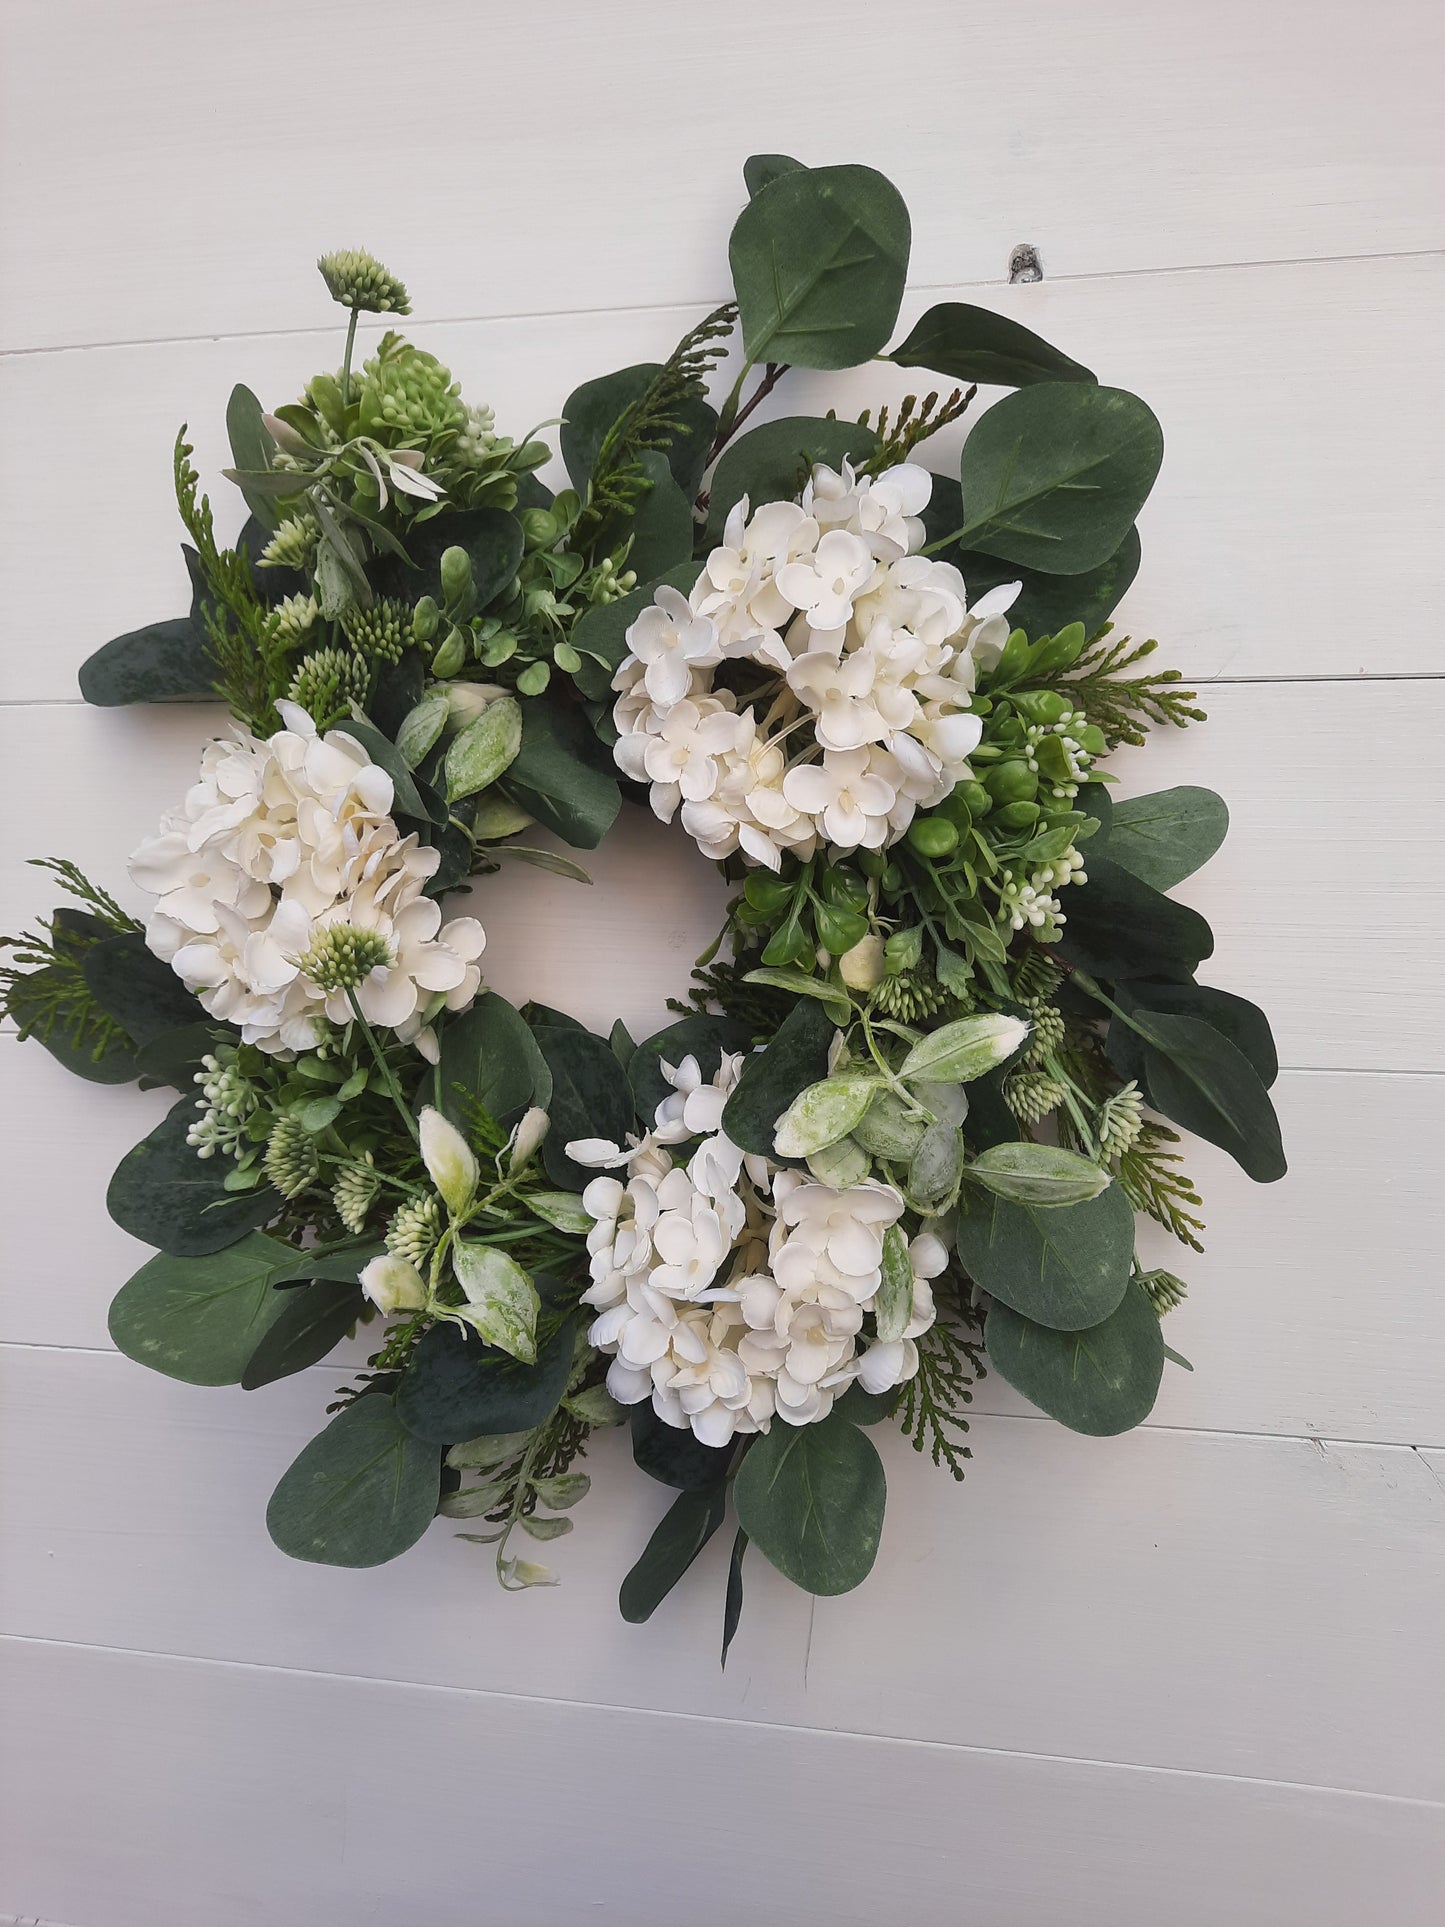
[
  {"left": 266, "top": 1395, "right": 441, "bottom": 1567},
  {"left": 734, "top": 1410, "right": 885, "bottom": 1596},
  {"left": 630, "top": 1402, "right": 733, "bottom": 1491},
  {"left": 83, "top": 934, "right": 204, "bottom": 1047},
  {"left": 954, "top": 384, "right": 1163, "bottom": 574},
  {"left": 966, "top": 1142, "right": 1110, "bottom": 1207},
  {"left": 1107, "top": 787, "right": 1229, "bottom": 891},
  {"left": 743, "top": 152, "right": 803, "bottom": 196},
  {"left": 240, "top": 1279, "right": 364, "bottom": 1389},
  {"left": 503, "top": 700, "right": 621, "bottom": 850},
  {"left": 435, "top": 991, "right": 551, "bottom": 1131},
  {"left": 722, "top": 1527, "right": 749, "bottom": 1667},
  {"left": 107, "top": 1099, "right": 279, "bottom": 1255},
  {"left": 109, "top": 1234, "right": 299, "bottom": 1384},
  {"left": 78, "top": 615, "right": 216, "bottom": 706},
  {"left": 534, "top": 1025, "right": 637, "bottom": 1192},
  {"left": 985, "top": 1280, "right": 1165, "bottom": 1435},
  {"left": 619, "top": 1486, "right": 728, "bottom": 1623},
  {"left": 226, "top": 383, "right": 281, "bottom": 529},
  {"left": 568, "top": 564, "right": 699, "bottom": 700},
  {"left": 1056, "top": 857, "right": 1214, "bottom": 981},
  {"left": 722, "top": 999, "right": 836, "bottom": 1159},
  {"left": 889, "top": 302, "right": 1095, "bottom": 389},
  {"left": 740, "top": 967, "right": 851, "bottom": 1023},
  {"left": 955, "top": 1183, "right": 1135, "bottom": 1331},
  {"left": 560, "top": 363, "right": 716, "bottom": 499},
  {"left": 623, "top": 450, "right": 695, "bottom": 578},
  {"left": 956, "top": 529, "right": 1141, "bottom": 641},
  {"left": 1118, "top": 980, "right": 1278, "bottom": 1089},
  {"left": 730, "top": 164, "right": 910, "bottom": 370},
  {"left": 1115, "top": 1005, "right": 1286, "bottom": 1183},
  {"left": 335, "top": 716, "right": 432, "bottom": 822},
  {"left": 705, "top": 416, "right": 877, "bottom": 545},
  {"left": 395, "top": 1312, "right": 578, "bottom": 1444},
  {"left": 378, "top": 506, "right": 524, "bottom": 611}
]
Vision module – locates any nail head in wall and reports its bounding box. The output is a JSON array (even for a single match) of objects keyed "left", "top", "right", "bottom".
[{"left": 1008, "top": 244, "right": 1043, "bottom": 284}]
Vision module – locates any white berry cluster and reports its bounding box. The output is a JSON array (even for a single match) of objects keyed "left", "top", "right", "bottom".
[
  {"left": 611, "top": 460, "right": 1020, "bottom": 870},
  {"left": 569, "top": 1051, "right": 943, "bottom": 1447},
  {"left": 129, "top": 702, "right": 484, "bottom": 1054}
]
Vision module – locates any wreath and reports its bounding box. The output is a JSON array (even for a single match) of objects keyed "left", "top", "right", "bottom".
[{"left": 3, "top": 156, "right": 1285, "bottom": 1650}]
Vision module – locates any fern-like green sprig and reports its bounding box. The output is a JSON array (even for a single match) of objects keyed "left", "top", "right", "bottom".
[
  {"left": 894, "top": 1282, "right": 985, "bottom": 1480},
  {"left": 0, "top": 859, "right": 142, "bottom": 1063},
  {"left": 173, "top": 430, "right": 281, "bottom": 734},
  {"left": 1062, "top": 626, "right": 1207, "bottom": 748},
  {"left": 859, "top": 386, "right": 976, "bottom": 471}
]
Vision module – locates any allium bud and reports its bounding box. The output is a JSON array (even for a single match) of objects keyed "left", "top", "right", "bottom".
[
  {"left": 358, "top": 1254, "right": 429, "bottom": 1315},
  {"left": 316, "top": 248, "right": 411, "bottom": 316},
  {"left": 418, "top": 1107, "right": 478, "bottom": 1216}
]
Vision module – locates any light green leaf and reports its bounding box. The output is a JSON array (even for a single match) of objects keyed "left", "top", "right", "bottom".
[
  {"left": 527, "top": 1190, "right": 595, "bottom": 1234},
  {"left": 874, "top": 1224, "right": 915, "bottom": 1342},
  {"left": 805, "top": 1136, "right": 871, "bottom": 1188},
  {"left": 906, "top": 1119, "right": 962, "bottom": 1210},
  {"left": 451, "top": 1243, "right": 541, "bottom": 1364},
  {"left": 773, "top": 1074, "right": 880, "bottom": 1158},
  {"left": 898, "top": 1013, "right": 1029, "bottom": 1085},
  {"left": 742, "top": 966, "right": 851, "bottom": 1023},
  {"left": 850, "top": 1086, "right": 928, "bottom": 1162},
  {"left": 966, "top": 1141, "right": 1110, "bottom": 1207},
  {"left": 396, "top": 690, "right": 450, "bottom": 769},
  {"left": 445, "top": 695, "right": 523, "bottom": 803}
]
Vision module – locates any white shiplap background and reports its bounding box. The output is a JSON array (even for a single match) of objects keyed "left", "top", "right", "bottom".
[{"left": 2, "top": 3, "right": 1443, "bottom": 1922}]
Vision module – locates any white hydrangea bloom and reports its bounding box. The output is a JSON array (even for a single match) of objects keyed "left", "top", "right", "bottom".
[
  {"left": 569, "top": 1050, "right": 938, "bottom": 1445},
  {"left": 611, "top": 461, "right": 1018, "bottom": 868},
  {"left": 129, "top": 703, "right": 484, "bottom": 1054}
]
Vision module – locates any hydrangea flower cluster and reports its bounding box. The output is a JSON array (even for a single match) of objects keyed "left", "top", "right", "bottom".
[
  {"left": 128, "top": 702, "right": 484, "bottom": 1054},
  {"left": 612, "top": 460, "right": 1020, "bottom": 871},
  {"left": 570, "top": 1051, "right": 943, "bottom": 1446}
]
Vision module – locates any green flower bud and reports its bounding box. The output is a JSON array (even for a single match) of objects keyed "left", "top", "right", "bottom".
[
  {"left": 984, "top": 761, "right": 1039, "bottom": 806},
  {"left": 439, "top": 546, "right": 473, "bottom": 606}
]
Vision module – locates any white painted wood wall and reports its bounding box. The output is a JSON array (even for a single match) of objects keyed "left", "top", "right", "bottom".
[{"left": 2, "top": 2, "right": 1442, "bottom": 1920}]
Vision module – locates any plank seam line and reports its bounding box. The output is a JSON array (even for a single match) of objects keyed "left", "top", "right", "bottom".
[
  {"left": 3, "top": 1630, "right": 1440, "bottom": 1810},
  {"left": 5, "top": 672, "right": 1444, "bottom": 716},
  {"left": 1, "top": 1343, "right": 1440, "bottom": 1452},
  {"left": 1, "top": 247, "right": 1440, "bottom": 362}
]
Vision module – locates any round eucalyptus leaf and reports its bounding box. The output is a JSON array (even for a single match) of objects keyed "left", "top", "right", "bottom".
[
  {"left": 395, "top": 1313, "right": 578, "bottom": 1445},
  {"left": 956, "top": 528, "right": 1141, "bottom": 642},
  {"left": 107, "top": 1098, "right": 280, "bottom": 1256},
  {"left": 955, "top": 1182, "right": 1135, "bottom": 1331},
  {"left": 1055, "top": 856, "right": 1214, "bottom": 982},
  {"left": 1121, "top": 1007, "right": 1286, "bottom": 1184},
  {"left": 560, "top": 362, "right": 716, "bottom": 499},
  {"left": 83, "top": 934, "right": 204, "bottom": 1047},
  {"left": 630, "top": 1402, "right": 733, "bottom": 1491},
  {"left": 985, "top": 1281, "right": 1165, "bottom": 1436},
  {"left": 743, "top": 152, "right": 803, "bottom": 198},
  {"left": 434, "top": 991, "right": 551, "bottom": 1132},
  {"left": 735, "top": 1411, "right": 885, "bottom": 1596},
  {"left": 108, "top": 1233, "right": 306, "bottom": 1384},
  {"left": 958, "top": 384, "right": 1162, "bottom": 575},
  {"left": 1120, "top": 980, "right": 1278, "bottom": 1089},
  {"left": 628, "top": 1013, "right": 754, "bottom": 1125},
  {"left": 241, "top": 1279, "right": 366, "bottom": 1390},
  {"left": 1106, "top": 787, "right": 1229, "bottom": 892},
  {"left": 534, "top": 1025, "right": 637, "bottom": 1192},
  {"left": 266, "top": 1396, "right": 441, "bottom": 1568},
  {"left": 78, "top": 616, "right": 216, "bottom": 707}
]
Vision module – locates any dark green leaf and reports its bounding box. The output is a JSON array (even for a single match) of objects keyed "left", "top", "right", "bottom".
[
  {"left": 985, "top": 1280, "right": 1165, "bottom": 1435},
  {"left": 1119, "top": 980, "right": 1278, "bottom": 1089},
  {"left": 396, "top": 1312, "right": 578, "bottom": 1444},
  {"left": 7, "top": 964, "right": 141, "bottom": 1083},
  {"left": 730, "top": 163, "right": 910, "bottom": 370},
  {"left": 82, "top": 935, "right": 203, "bottom": 1047},
  {"left": 535, "top": 1026, "right": 637, "bottom": 1191},
  {"left": 78, "top": 615, "right": 216, "bottom": 706},
  {"left": 705, "top": 416, "right": 877, "bottom": 545},
  {"left": 954, "top": 1182, "right": 1135, "bottom": 1330},
  {"left": 1107, "top": 786, "right": 1229, "bottom": 891},
  {"left": 721, "top": 998, "right": 835, "bottom": 1158},
  {"left": 266, "top": 1395, "right": 441, "bottom": 1567},
  {"left": 889, "top": 302, "right": 1095, "bottom": 389},
  {"left": 956, "top": 528, "right": 1141, "bottom": 641},
  {"left": 377, "top": 506, "right": 524, "bottom": 611},
  {"left": 743, "top": 152, "right": 803, "bottom": 196},
  {"left": 835, "top": 1382, "right": 898, "bottom": 1425},
  {"left": 721, "top": 1528, "right": 748, "bottom": 1667},
  {"left": 560, "top": 362, "right": 717, "bottom": 499},
  {"left": 628, "top": 1013, "right": 754, "bottom": 1125},
  {"left": 132, "top": 1021, "right": 218, "bottom": 1092},
  {"left": 226, "top": 383, "right": 280, "bottom": 529},
  {"left": 241, "top": 1279, "right": 365, "bottom": 1389},
  {"left": 734, "top": 1409, "right": 885, "bottom": 1596},
  {"left": 434, "top": 991, "right": 552, "bottom": 1130},
  {"left": 503, "top": 699, "right": 621, "bottom": 850},
  {"left": 956, "top": 384, "right": 1162, "bottom": 574},
  {"left": 107, "top": 1098, "right": 279, "bottom": 1255},
  {"left": 622, "top": 451, "right": 694, "bottom": 579},
  {"left": 630, "top": 1401, "right": 733, "bottom": 1490},
  {"left": 1117, "top": 1005, "right": 1286, "bottom": 1183},
  {"left": 109, "top": 1233, "right": 297, "bottom": 1383},
  {"left": 619, "top": 1486, "right": 728, "bottom": 1623},
  {"left": 1055, "top": 857, "right": 1213, "bottom": 981}
]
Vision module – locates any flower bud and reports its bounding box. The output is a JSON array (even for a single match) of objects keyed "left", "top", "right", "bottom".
[
  {"left": 439, "top": 546, "right": 473, "bottom": 606},
  {"left": 839, "top": 933, "right": 886, "bottom": 991},
  {"left": 359, "top": 1254, "right": 429, "bottom": 1315},
  {"left": 443, "top": 681, "right": 508, "bottom": 729},
  {"left": 509, "top": 1106, "right": 550, "bottom": 1170},
  {"left": 418, "top": 1106, "right": 478, "bottom": 1215}
]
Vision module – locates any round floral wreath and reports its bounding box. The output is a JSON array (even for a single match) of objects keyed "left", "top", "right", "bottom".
[{"left": 4, "top": 160, "right": 1286, "bottom": 1641}]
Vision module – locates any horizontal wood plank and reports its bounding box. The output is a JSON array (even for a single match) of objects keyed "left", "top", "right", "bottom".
[
  {"left": 4, "top": 1639, "right": 1441, "bottom": 1927},
  {"left": 2, "top": 256, "right": 1442, "bottom": 698},
  {"left": 2, "top": 1345, "right": 1441, "bottom": 1800},
  {"left": 2, "top": 0, "right": 1440, "bottom": 353}
]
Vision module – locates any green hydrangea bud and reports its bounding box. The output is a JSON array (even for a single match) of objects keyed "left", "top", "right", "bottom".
[{"left": 317, "top": 249, "right": 411, "bottom": 315}]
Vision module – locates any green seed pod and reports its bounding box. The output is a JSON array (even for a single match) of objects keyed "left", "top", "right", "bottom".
[
  {"left": 958, "top": 781, "right": 992, "bottom": 817},
  {"left": 984, "top": 761, "right": 1039, "bottom": 806},
  {"left": 439, "top": 546, "right": 473, "bottom": 607},
  {"left": 412, "top": 596, "right": 440, "bottom": 644},
  {"left": 881, "top": 863, "right": 903, "bottom": 894},
  {"left": 1013, "top": 689, "right": 1070, "bottom": 726},
  {"left": 907, "top": 816, "right": 960, "bottom": 858},
  {"left": 994, "top": 800, "right": 1041, "bottom": 831}
]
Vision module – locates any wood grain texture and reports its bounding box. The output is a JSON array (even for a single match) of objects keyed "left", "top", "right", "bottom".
[
  {"left": 4, "top": 1640, "right": 1441, "bottom": 1927},
  {"left": 3, "top": 254, "right": 1442, "bottom": 700},
  {"left": 3, "top": 0, "right": 1441, "bottom": 353},
  {"left": 2, "top": 1345, "right": 1443, "bottom": 1800},
  {"left": 3, "top": 680, "right": 1438, "bottom": 1074}
]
